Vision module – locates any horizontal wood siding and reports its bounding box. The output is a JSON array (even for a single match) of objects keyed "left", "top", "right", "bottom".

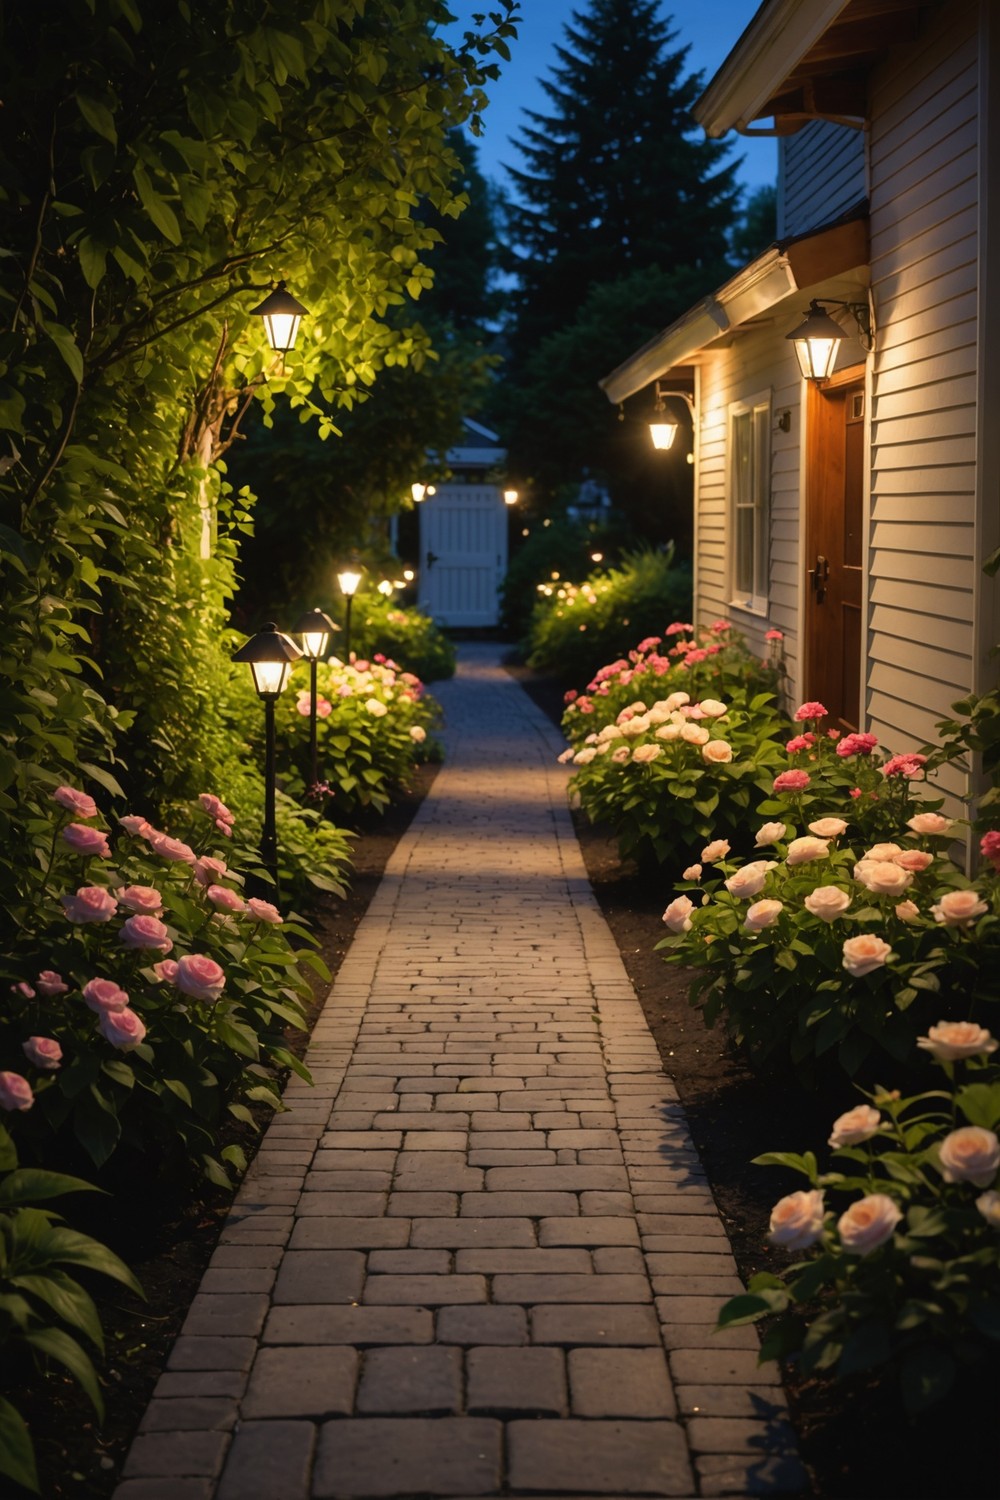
[
  {"left": 778, "top": 121, "right": 866, "bottom": 238},
  {"left": 867, "top": 1, "right": 979, "bottom": 768}
]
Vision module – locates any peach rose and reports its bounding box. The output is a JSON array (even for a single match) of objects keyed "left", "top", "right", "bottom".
[
  {"left": 681, "top": 723, "right": 710, "bottom": 745},
  {"left": 842, "top": 934, "right": 893, "bottom": 976},
  {"left": 755, "top": 821, "right": 787, "bottom": 846},
  {"left": 724, "top": 861, "right": 776, "bottom": 899},
  {"left": 828, "top": 1104, "right": 881, "bottom": 1148},
  {"left": 61, "top": 824, "right": 111, "bottom": 858},
  {"left": 598, "top": 725, "right": 624, "bottom": 742},
  {"left": 365, "top": 698, "right": 387, "bottom": 717},
  {"left": 573, "top": 747, "right": 597, "bottom": 765},
  {"left": 837, "top": 1193, "right": 903, "bottom": 1255},
  {"left": 632, "top": 743, "right": 662, "bottom": 764},
  {"left": 937, "top": 1126, "right": 1000, "bottom": 1188},
  {"left": 611, "top": 746, "right": 631, "bottom": 763},
  {"left": 931, "top": 890, "right": 988, "bottom": 926},
  {"left": 864, "top": 843, "right": 903, "bottom": 862},
  {"left": 22, "top": 1036, "right": 63, "bottom": 1071},
  {"left": 976, "top": 1191, "right": 1000, "bottom": 1229},
  {"left": 664, "top": 691, "right": 690, "bottom": 711},
  {"left": 682, "top": 864, "right": 703, "bottom": 881},
  {"left": 175, "top": 954, "right": 225, "bottom": 1002},
  {"left": 82, "top": 978, "right": 129, "bottom": 1013},
  {"left": 655, "top": 724, "right": 681, "bottom": 741},
  {"left": 35, "top": 971, "right": 68, "bottom": 997},
  {"left": 699, "top": 699, "right": 728, "bottom": 718},
  {"left": 894, "top": 850, "right": 933, "bottom": 873},
  {"left": 120, "top": 914, "right": 173, "bottom": 952},
  {"left": 804, "top": 885, "right": 851, "bottom": 922},
  {"left": 808, "top": 817, "right": 847, "bottom": 839},
  {"left": 907, "top": 812, "right": 952, "bottom": 836},
  {"left": 744, "top": 898, "right": 783, "bottom": 931},
  {"left": 768, "top": 1189, "right": 825, "bottom": 1249},
  {"left": 856, "top": 861, "right": 912, "bottom": 897},
  {"left": 117, "top": 885, "right": 163, "bottom": 915},
  {"left": 621, "top": 716, "right": 651, "bottom": 738},
  {"left": 894, "top": 900, "right": 920, "bottom": 923},
  {"left": 148, "top": 831, "right": 196, "bottom": 864},
  {"left": 701, "top": 739, "right": 733, "bottom": 765},
  {"left": 917, "top": 1021, "right": 997, "bottom": 1061},
  {"left": 98, "top": 1006, "right": 147, "bottom": 1051},
  {"left": 0, "top": 1072, "right": 34, "bottom": 1111},
  {"left": 787, "top": 835, "right": 830, "bottom": 867},
  {"left": 61, "top": 886, "right": 118, "bottom": 924},
  {"left": 702, "top": 839, "right": 731, "bottom": 864},
  {"left": 409, "top": 725, "right": 427, "bottom": 744},
  {"left": 52, "top": 786, "right": 98, "bottom": 819},
  {"left": 662, "top": 895, "right": 694, "bottom": 933}
]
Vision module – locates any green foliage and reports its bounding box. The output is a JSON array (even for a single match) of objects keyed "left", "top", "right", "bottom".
[
  {"left": 524, "top": 548, "right": 692, "bottom": 686},
  {"left": 351, "top": 596, "right": 456, "bottom": 684},
  {"left": 0, "top": 1122, "right": 143, "bottom": 1494},
  {"left": 501, "top": 512, "right": 634, "bottom": 638},
  {"left": 721, "top": 1047, "right": 1000, "bottom": 1413}
]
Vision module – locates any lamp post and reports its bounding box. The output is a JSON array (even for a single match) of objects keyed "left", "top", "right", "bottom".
[
  {"left": 232, "top": 623, "right": 302, "bottom": 888},
  {"left": 337, "top": 567, "right": 363, "bottom": 658},
  {"left": 292, "top": 607, "right": 338, "bottom": 791}
]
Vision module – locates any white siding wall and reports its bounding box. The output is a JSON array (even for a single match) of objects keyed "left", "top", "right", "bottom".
[
  {"left": 695, "top": 330, "right": 804, "bottom": 694},
  {"left": 778, "top": 121, "right": 867, "bottom": 238},
  {"left": 866, "top": 0, "right": 979, "bottom": 793}
]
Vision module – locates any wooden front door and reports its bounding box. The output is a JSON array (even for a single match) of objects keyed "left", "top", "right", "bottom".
[{"left": 805, "top": 368, "right": 866, "bottom": 733}]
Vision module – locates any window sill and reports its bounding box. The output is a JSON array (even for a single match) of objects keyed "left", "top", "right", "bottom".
[{"left": 727, "top": 598, "right": 770, "bottom": 620}]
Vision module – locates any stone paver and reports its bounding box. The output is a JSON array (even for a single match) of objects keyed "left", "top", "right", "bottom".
[{"left": 117, "top": 645, "right": 800, "bottom": 1498}]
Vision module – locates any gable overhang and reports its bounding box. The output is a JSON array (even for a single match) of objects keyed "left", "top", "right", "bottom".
[
  {"left": 695, "top": 0, "right": 930, "bottom": 136},
  {"left": 599, "top": 212, "right": 869, "bottom": 406}
]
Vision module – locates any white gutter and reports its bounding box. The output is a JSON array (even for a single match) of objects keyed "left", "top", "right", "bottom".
[{"left": 694, "top": 0, "right": 854, "bottom": 137}]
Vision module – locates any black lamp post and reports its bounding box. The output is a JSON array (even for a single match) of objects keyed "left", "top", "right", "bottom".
[
  {"left": 292, "top": 606, "right": 339, "bottom": 790},
  {"left": 232, "top": 622, "right": 302, "bottom": 887},
  {"left": 337, "top": 567, "right": 363, "bottom": 659}
]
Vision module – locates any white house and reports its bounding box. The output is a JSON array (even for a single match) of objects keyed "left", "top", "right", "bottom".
[{"left": 600, "top": 0, "right": 998, "bottom": 809}]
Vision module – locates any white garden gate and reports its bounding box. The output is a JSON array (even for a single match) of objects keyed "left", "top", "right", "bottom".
[{"left": 417, "top": 482, "right": 508, "bottom": 627}]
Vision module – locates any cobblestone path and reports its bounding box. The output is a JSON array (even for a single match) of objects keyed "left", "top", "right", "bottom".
[{"left": 116, "top": 644, "right": 802, "bottom": 1499}]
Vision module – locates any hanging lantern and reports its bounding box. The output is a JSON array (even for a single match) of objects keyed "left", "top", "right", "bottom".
[{"left": 249, "top": 281, "right": 309, "bottom": 353}]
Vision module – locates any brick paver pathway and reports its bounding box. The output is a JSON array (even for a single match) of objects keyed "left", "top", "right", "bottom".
[{"left": 116, "top": 644, "right": 803, "bottom": 1500}]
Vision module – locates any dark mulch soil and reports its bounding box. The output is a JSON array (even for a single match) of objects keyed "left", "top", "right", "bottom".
[{"left": 514, "top": 666, "right": 991, "bottom": 1500}]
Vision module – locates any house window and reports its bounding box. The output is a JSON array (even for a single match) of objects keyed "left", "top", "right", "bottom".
[{"left": 729, "top": 393, "right": 771, "bottom": 614}]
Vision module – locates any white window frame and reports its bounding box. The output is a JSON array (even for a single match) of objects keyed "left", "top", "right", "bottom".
[{"left": 727, "top": 390, "right": 771, "bottom": 616}]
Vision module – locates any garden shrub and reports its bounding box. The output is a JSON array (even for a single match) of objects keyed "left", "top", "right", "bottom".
[
  {"left": 657, "top": 702, "right": 1000, "bottom": 1082},
  {"left": 1, "top": 782, "right": 327, "bottom": 1184},
  {"left": 721, "top": 1031, "right": 1000, "bottom": 1413},
  {"left": 524, "top": 547, "right": 692, "bottom": 686},
  {"left": 350, "top": 596, "right": 456, "bottom": 683},
  {"left": 501, "top": 513, "right": 632, "bottom": 638}
]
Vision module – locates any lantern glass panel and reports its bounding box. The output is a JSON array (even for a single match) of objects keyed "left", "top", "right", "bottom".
[
  {"left": 649, "top": 420, "right": 679, "bottom": 450},
  {"left": 338, "top": 569, "right": 363, "bottom": 597},
  {"left": 251, "top": 659, "right": 290, "bottom": 697},
  {"left": 794, "top": 335, "right": 839, "bottom": 381},
  {"left": 263, "top": 311, "right": 302, "bottom": 352},
  {"left": 300, "top": 628, "right": 329, "bottom": 659}
]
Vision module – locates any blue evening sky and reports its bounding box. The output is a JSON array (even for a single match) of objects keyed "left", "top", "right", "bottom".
[{"left": 441, "top": 0, "right": 775, "bottom": 204}]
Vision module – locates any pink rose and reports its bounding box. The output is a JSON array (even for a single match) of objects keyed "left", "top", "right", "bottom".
[
  {"left": 744, "top": 899, "right": 783, "bottom": 931},
  {"left": 22, "top": 1036, "right": 63, "bottom": 1071},
  {"left": 199, "top": 792, "right": 234, "bottom": 825},
  {"left": 247, "top": 898, "right": 282, "bottom": 925},
  {"left": 61, "top": 886, "right": 118, "bottom": 924},
  {"left": 828, "top": 1104, "right": 881, "bottom": 1148},
  {"left": 701, "top": 739, "right": 733, "bottom": 765},
  {"left": 917, "top": 1021, "right": 998, "bottom": 1062},
  {"left": 194, "top": 855, "right": 228, "bottom": 888},
  {"left": 981, "top": 830, "right": 1000, "bottom": 870},
  {"left": 175, "top": 954, "right": 225, "bottom": 1002},
  {"left": 836, "top": 732, "right": 878, "bottom": 757},
  {"left": 52, "top": 786, "right": 98, "bottom": 819},
  {"left": 794, "top": 701, "right": 828, "bottom": 721},
  {"left": 666, "top": 622, "right": 693, "bottom": 636},
  {"left": 724, "top": 861, "right": 776, "bottom": 899},
  {"left": 842, "top": 934, "right": 893, "bottom": 976},
  {"left": 865, "top": 843, "right": 903, "bottom": 861},
  {"left": 82, "top": 978, "right": 129, "bottom": 1013},
  {"left": 662, "top": 895, "right": 694, "bottom": 933},
  {"left": 773, "top": 769, "right": 811, "bottom": 793},
  {"left": 976, "top": 1191, "right": 1000, "bottom": 1229},
  {"left": 804, "top": 886, "right": 851, "bottom": 922},
  {"left": 838, "top": 1194, "right": 902, "bottom": 1254},
  {"left": 148, "top": 831, "right": 196, "bottom": 864},
  {"left": 855, "top": 861, "right": 912, "bottom": 897},
  {"left": 894, "top": 849, "right": 933, "bottom": 873},
  {"left": 764, "top": 629, "right": 784, "bottom": 642},
  {"left": 120, "top": 914, "right": 173, "bottom": 952},
  {"left": 937, "top": 1127, "right": 1000, "bottom": 1188},
  {"left": 786, "top": 835, "right": 830, "bottom": 867},
  {"left": 36, "top": 970, "right": 68, "bottom": 997},
  {"left": 768, "top": 1189, "right": 825, "bottom": 1249},
  {"left": 152, "top": 959, "right": 179, "bottom": 983},
  {"left": 881, "top": 753, "right": 927, "bottom": 780},
  {"left": 61, "top": 824, "right": 111, "bottom": 858},
  {"left": 117, "top": 885, "right": 163, "bottom": 915},
  {"left": 785, "top": 735, "right": 814, "bottom": 755},
  {"left": 0, "top": 1072, "right": 34, "bottom": 1111},
  {"left": 808, "top": 818, "right": 847, "bottom": 839},
  {"left": 908, "top": 812, "right": 952, "bottom": 836},
  {"left": 701, "top": 839, "right": 731, "bottom": 863},
  {"left": 119, "top": 815, "right": 154, "bottom": 839},
  {"left": 10, "top": 982, "right": 35, "bottom": 999},
  {"left": 895, "top": 899, "right": 920, "bottom": 923},
  {"left": 931, "top": 889, "right": 988, "bottom": 926},
  {"left": 206, "top": 884, "right": 246, "bottom": 914},
  {"left": 98, "top": 1006, "right": 147, "bottom": 1051}
]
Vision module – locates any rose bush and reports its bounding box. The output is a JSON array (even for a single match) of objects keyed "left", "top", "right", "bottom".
[
  {"left": 349, "top": 595, "right": 456, "bottom": 683},
  {"left": 1, "top": 784, "right": 327, "bottom": 1183},
  {"left": 719, "top": 1032, "right": 1000, "bottom": 1413}
]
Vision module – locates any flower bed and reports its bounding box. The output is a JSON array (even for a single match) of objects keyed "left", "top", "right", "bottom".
[{"left": 350, "top": 596, "right": 456, "bottom": 683}]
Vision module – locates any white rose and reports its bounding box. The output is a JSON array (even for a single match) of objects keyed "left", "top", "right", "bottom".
[
  {"left": 573, "top": 747, "right": 597, "bottom": 765},
  {"left": 557, "top": 747, "right": 575, "bottom": 764},
  {"left": 365, "top": 698, "right": 388, "bottom": 717},
  {"left": 647, "top": 705, "right": 672, "bottom": 725},
  {"left": 916, "top": 1021, "right": 998, "bottom": 1061},
  {"left": 842, "top": 934, "right": 893, "bottom": 976},
  {"left": 665, "top": 691, "right": 690, "bottom": 711},
  {"left": 611, "top": 746, "right": 631, "bottom": 764},
  {"left": 837, "top": 1194, "right": 903, "bottom": 1255},
  {"left": 976, "top": 1190, "right": 1000, "bottom": 1229},
  {"left": 631, "top": 743, "right": 661, "bottom": 764},
  {"left": 701, "top": 739, "right": 733, "bottom": 765},
  {"left": 744, "top": 898, "right": 783, "bottom": 931},
  {"left": 857, "top": 861, "right": 912, "bottom": 897},
  {"left": 808, "top": 817, "right": 847, "bottom": 838},
  {"left": 409, "top": 725, "right": 426, "bottom": 744},
  {"left": 828, "top": 1104, "right": 881, "bottom": 1148},
  {"left": 598, "top": 725, "right": 623, "bottom": 742},
  {"left": 931, "top": 890, "right": 989, "bottom": 926},
  {"left": 621, "top": 716, "right": 650, "bottom": 738},
  {"left": 701, "top": 839, "right": 731, "bottom": 864},
  {"left": 655, "top": 724, "right": 681, "bottom": 741},
  {"left": 786, "top": 835, "right": 830, "bottom": 867},
  {"left": 804, "top": 885, "right": 851, "bottom": 922},
  {"left": 662, "top": 895, "right": 694, "bottom": 933},
  {"left": 907, "top": 812, "right": 953, "bottom": 836},
  {"left": 682, "top": 864, "right": 703, "bottom": 881},
  {"left": 699, "top": 699, "right": 728, "bottom": 718},
  {"left": 755, "top": 821, "right": 787, "bottom": 847},
  {"left": 768, "top": 1189, "right": 825, "bottom": 1250},
  {"left": 681, "top": 723, "right": 709, "bottom": 745},
  {"left": 627, "top": 700, "right": 647, "bottom": 714},
  {"left": 937, "top": 1126, "right": 1000, "bottom": 1188},
  {"left": 724, "top": 861, "right": 776, "bottom": 899},
  {"left": 895, "top": 899, "right": 920, "bottom": 923}
]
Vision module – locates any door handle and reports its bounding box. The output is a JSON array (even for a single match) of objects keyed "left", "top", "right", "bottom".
[
  {"left": 809, "top": 554, "right": 830, "bottom": 603},
  {"left": 426, "top": 550, "right": 439, "bottom": 568}
]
